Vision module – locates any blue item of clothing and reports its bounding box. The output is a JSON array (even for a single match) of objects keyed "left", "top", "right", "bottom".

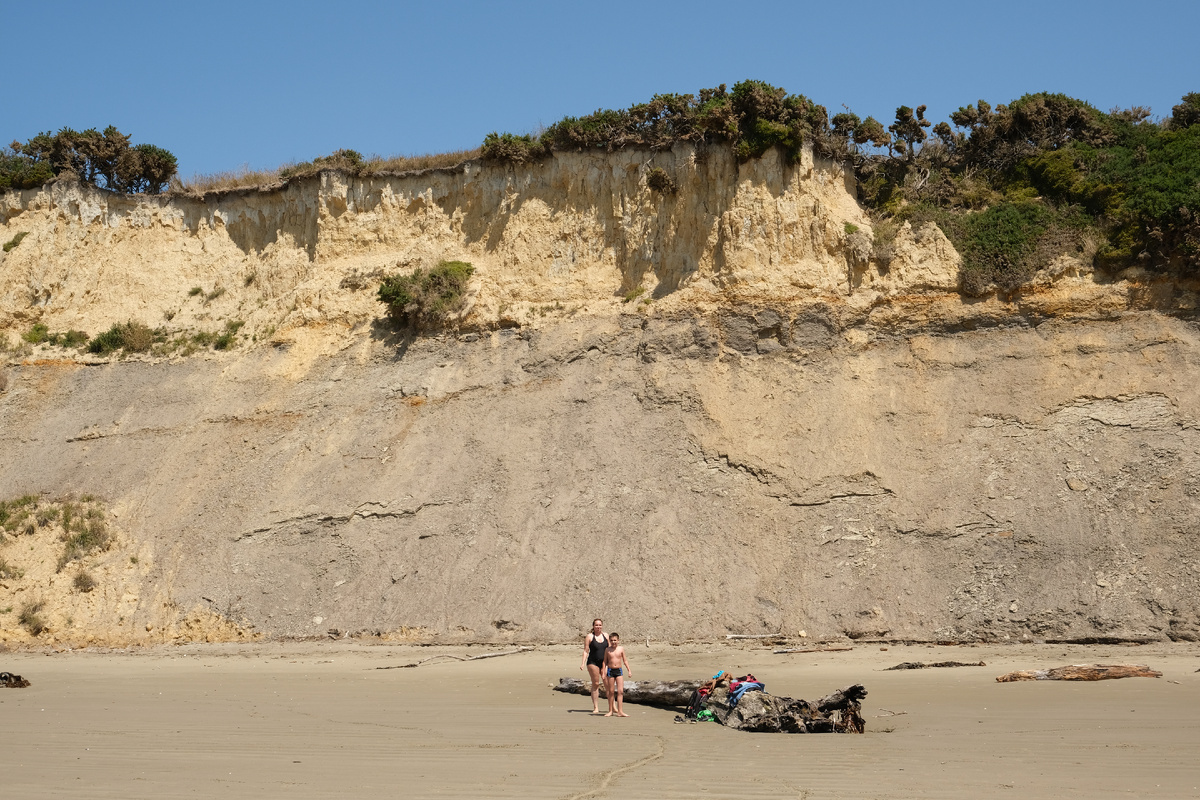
[
  {"left": 607, "top": 667, "right": 623, "bottom": 678},
  {"left": 728, "top": 682, "right": 765, "bottom": 707}
]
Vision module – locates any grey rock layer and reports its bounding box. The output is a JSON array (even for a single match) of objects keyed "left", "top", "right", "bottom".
[{"left": 3, "top": 308, "right": 1200, "bottom": 644}]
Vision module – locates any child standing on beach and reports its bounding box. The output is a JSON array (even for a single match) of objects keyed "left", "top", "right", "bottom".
[{"left": 603, "top": 633, "right": 631, "bottom": 717}]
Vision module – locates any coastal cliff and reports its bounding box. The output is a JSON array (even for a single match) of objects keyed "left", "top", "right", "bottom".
[{"left": 2, "top": 145, "right": 1199, "bottom": 647}]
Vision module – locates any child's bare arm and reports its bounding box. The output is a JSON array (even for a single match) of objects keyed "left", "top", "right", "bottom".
[{"left": 621, "top": 648, "right": 631, "bottom": 676}]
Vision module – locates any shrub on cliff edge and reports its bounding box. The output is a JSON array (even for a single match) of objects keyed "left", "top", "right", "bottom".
[{"left": 3, "top": 127, "right": 177, "bottom": 194}]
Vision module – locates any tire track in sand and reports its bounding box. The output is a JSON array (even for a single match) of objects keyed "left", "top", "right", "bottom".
[{"left": 562, "top": 735, "right": 666, "bottom": 800}]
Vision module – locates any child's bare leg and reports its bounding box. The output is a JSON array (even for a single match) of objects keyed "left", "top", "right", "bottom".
[
  {"left": 615, "top": 676, "right": 628, "bottom": 716},
  {"left": 587, "top": 664, "right": 602, "bottom": 713},
  {"left": 604, "top": 675, "right": 615, "bottom": 716}
]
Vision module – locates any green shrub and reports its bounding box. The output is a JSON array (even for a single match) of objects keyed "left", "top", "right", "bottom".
[
  {"left": 87, "top": 321, "right": 153, "bottom": 354},
  {"left": 214, "top": 320, "right": 244, "bottom": 350},
  {"left": 280, "top": 149, "right": 365, "bottom": 180},
  {"left": 1172, "top": 92, "right": 1200, "bottom": 129},
  {"left": 188, "top": 286, "right": 202, "bottom": 296},
  {"left": 4, "top": 126, "right": 176, "bottom": 194},
  {"left": 18, "top": 599, "right": 46, "bottom": 635},
  {"left": 58, "top": 519, "right": 112, "bottom": 572},
  {"left": 53, "top": 329, "right": 89, "bottom": 348},
  {"left": 3, "top": 231, "right": 29, "bottom": 252},
  {"left": 490, "top": 81, "right": 828, "bottom": 165},
  {"left": 646, "top": 167, "right": 676, "bottom": 193},
  {"left": 378, "top": 260, "right": 474, "bottom": 326},
  {"left": 481, "top": 133, "right": 548, "bottom": 164},
  {"left": 0, "top": 150, "right": 55, "bottom": 191},
  {"left": 22, "top": 323, "right": 49, "bottom": 344},
  {"left": 956, "top": 202, "right": 1051, "bottom": 295}
]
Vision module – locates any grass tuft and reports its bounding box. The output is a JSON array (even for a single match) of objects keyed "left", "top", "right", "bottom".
[
  {"left": 19, "top": 599, "right": 47, "bottom": 635},
  {"left": 3, "top": 232, "right": 29, "bottom": 252},
  {"left": 73, "top": 569, "right": 97, "bottom": 593}
]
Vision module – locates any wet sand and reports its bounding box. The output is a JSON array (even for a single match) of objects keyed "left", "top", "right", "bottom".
[{"left": 1, "top": 641, "right": 1198, "bottom": 799}]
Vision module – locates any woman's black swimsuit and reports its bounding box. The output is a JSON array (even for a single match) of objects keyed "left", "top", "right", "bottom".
[{"left": 586, "top": 634, "right": 608, "bottom": 667}]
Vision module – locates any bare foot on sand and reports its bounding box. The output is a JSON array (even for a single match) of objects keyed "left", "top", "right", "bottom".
[
  {"left": 604, "top": 711, "right": 613, "bottom": 717},
  {"left": 616, "top": 712, "right": 629, "bottom": 717}
]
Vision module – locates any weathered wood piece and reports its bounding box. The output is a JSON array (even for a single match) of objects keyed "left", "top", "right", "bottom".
[
  {"left": 554, "top": 678, "right": 699, "bottom": 706},
  {"left": 995, "top": 664, "right": 1162, "bottom": 682},
  {"left": 886, "top": 660, "right": 986, "bottom": 670},
  {"left": 774, "top": 646, "right": 854, "bottom": 654},
  {"left": 376, "top": 646, "right": 533, "bottom": 670},
  {"left": 725, "top": 634, "right": 781, "bottom": 640},
  {"left": 1, "top": 671, "right": 30, "bottom": 688}
]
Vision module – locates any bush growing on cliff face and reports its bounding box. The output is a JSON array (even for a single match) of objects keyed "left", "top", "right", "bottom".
[
  {"left": 646, "top": 167, "right": 676, "bottom": 193},
  {"left": 378, "top": 260, "right": 474, "bottom": 326},
  {"left": 87, "top": 322, "right": 154, "bottom": 355},
  {"left": 2, "top": 127, "right": 177, "bottom": 194}
]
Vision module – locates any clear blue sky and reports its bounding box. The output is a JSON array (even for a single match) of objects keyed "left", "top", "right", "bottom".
[{"left": 6, "top": 0, "right": 1198, "bottom": 177}]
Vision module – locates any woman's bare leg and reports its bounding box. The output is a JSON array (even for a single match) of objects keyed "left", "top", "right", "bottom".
[{"left": 587, "top": 664, "right": 602, "bottom": 713}]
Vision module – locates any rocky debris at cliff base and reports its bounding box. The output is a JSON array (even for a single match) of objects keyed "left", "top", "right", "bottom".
[
  {"left": 886, "top": 660, "right": 987, "bottom": 670},
  {"left": 553, "top": 677, "right": 866, "bottom": 733},
  {"left": 1, "top": 671, "right": 30, "bottom": 688},
  {"left": 995, "top": 664, "right": 1162, "bottom": 682}
]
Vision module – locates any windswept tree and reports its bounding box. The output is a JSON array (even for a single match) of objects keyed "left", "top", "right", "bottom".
[
  {"left": 889, "top": 105, "right": 931, "bottom": 161},
  {"left": 2, "top": 126, "right": 176, "bottom": 194}
]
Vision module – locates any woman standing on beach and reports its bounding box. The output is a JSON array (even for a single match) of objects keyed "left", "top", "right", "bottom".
[{"left": 579, "top": 618, "right": 608, "bottom": 714}]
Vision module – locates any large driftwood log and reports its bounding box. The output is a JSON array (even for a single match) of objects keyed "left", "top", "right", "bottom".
[
  {"left": 996, "top": 664, "right": 1162, "bottom": 682},
  {"left": 554, "top": 678, "right": 868, "bottom": 734},
  {"left": 554, "top": 678, "right": 698, "bottom": 706}
]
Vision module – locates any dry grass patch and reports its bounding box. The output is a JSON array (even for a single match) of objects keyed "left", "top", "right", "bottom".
[
  {"left": 168, "top": 149, "right": 479, "bottom": 198},
  {"left": 73, "top": 568, "right": 97, "bottom": 593},
  {"left": 19, "top": 599, "right": 47, "bottom": 635}
]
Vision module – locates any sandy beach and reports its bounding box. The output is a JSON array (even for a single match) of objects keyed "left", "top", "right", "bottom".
[{"left": 2, "top": 641, "right": 1198, "bottom": 799}]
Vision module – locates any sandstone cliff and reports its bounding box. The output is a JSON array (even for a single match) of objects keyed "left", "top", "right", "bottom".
[{"left": 1, "top": 144, "right": 1198, "bottom": 647}]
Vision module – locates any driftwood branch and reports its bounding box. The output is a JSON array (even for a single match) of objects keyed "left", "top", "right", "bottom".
[
  {"left": 725, "top": 634, "right": 781, "bottom": 640},
  {"left": 996, "top": 664, "right": 1162, "bottom": 683},
  {"left": 774, "top": 647, "right": 854, "bottom": 654},
  {"left": 376, "top": 646, "right": 533, "bottom": 670},
  {"left": 886, "top": 660, "right": 986, "bottom": 670}
]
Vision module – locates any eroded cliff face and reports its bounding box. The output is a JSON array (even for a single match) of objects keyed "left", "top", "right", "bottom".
[
  {"left": 2, "top": 146, "right": 1199, "bottom": 647},
  {"left": 0, "top": 145, "right": 966, "bottom": 341}
]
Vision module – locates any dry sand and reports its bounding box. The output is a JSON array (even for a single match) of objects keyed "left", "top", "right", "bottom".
[{"left": 1, "top": 641, "right": 1198, "bottom": 799}]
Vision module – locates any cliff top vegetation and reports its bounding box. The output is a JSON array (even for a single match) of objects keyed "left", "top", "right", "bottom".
[{"left": 3, "top": 85, "right": 1198, "bottom": 298}]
